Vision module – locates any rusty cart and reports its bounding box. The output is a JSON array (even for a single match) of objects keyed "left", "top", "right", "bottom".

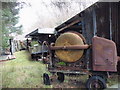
[{"left": 42, "top": 1, "right": 120, "bottom": 89}]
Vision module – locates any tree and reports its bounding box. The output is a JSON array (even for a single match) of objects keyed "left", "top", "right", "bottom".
[{"left": 1, "top": 2, "right": 24, "bottom": 50}]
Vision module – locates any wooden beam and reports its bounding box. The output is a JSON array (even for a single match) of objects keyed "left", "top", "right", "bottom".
[
  {"left": 67, "top": 25, "right": 82, "bottom": 30},
  {"left": 58, "top": 18, "right": 82, "bottom": 32}
]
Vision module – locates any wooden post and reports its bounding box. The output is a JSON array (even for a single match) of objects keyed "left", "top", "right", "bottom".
[{"left": 9, "top": 39, "right": 13, "bottom": 55}]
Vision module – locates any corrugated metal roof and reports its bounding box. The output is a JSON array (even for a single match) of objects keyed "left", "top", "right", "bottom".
[
  {"left": 25, "top": 28, "right": 55, "bottom": 38},
  {"left": 38, "top": 28, "right": 55, "bottom": 34}
]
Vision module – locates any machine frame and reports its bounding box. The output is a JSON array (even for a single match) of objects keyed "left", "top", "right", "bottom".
[{"left": 43, "top": 2, "right": 120, "bottom": 89}]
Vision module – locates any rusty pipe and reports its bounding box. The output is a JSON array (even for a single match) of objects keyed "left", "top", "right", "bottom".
[{"left": 50, "top": 44, "right": 90, "bottom": 50}]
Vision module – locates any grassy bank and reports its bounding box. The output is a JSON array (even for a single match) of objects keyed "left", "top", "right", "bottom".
[{"left": 2, "top": 51, "right": 51, "bottom": 88}]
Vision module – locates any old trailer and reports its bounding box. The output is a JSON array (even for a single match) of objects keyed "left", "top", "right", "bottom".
[
  {"left": 25, "top": 28, "right": 55, "bottom": 61},
  {"left": 43, "top": 1, "right": 120, "bottom": 89}
]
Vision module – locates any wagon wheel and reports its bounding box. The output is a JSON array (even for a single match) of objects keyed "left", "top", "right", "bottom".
[
  {"left": 43, "top": 73, "right": 51, "bottom": 85},
  {"left": 86, "top": 76, "right": 107, "bottom": 89},
  {"left": 57, "top": 72, "right": 65, "bottom": 83}
]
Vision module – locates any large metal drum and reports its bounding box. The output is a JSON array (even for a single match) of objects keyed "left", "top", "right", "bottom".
[{"left": 55, "top": 32, "right": 85, "bottom": 62}]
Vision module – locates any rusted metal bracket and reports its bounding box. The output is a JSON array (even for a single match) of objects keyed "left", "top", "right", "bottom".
[{"left": 50, "top": 44, "right": 90, "bottom": 50}]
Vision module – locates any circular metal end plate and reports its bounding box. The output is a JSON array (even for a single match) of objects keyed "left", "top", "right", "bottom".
[{"left": 55, "top": 32, "right": 84, "bottom": 62}]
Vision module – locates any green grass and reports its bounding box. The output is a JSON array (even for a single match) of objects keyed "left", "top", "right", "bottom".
[
  {"left": 1, "top": 50, "right": 119, "bottom": 88},
  {"left": 2, "top": 51, "right": 52, "bottom": 88},
  {"left": 107, "top": 75, "right": 119, "bottom": 87}
]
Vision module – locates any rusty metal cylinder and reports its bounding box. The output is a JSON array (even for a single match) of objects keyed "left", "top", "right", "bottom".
[{"left": 55, "top": 32, "right": 86, "bottom": 62}]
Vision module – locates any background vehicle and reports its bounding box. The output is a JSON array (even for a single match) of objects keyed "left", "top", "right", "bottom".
[{"left": 26, "top": 28, "right": 55, "bottom": 61}]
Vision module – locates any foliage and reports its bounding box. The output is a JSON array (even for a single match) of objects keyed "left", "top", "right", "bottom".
[
  {"left": 1, "top": 2, "right": 23, "bottom": 50},
  {"left": 57, "top": 62, "right": 66, "bottom": 66}
]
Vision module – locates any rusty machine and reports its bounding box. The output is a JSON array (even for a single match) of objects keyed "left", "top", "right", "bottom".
[{"left": 43, "top": 2, "right": 120, "bottom": 88}]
